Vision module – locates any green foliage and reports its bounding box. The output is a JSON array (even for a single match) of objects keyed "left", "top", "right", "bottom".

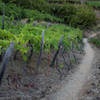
[
  {"left": 0, "top": 16, "right": 24, "bottom": 34},
  {"left": 50, "top": 4, "right": 96, "bottom": 28},
  {"left": 59, "top": 64, "right": 64, "bottom": 69},
  {"left": 0, "top": 1, "right": 23, "bottom": 19},
  {"left": 5, "top": 3, "right": 23, "bottom": 19},
  {"left": 0, "top": 0, "right": 3, "bottom": 14},
  {"left": 0, "top": 29, "right": 16, "bottom": 54},
  {"left": 0, "top": 1, "right": 96, "bottom": 28},
  {"left": 3, "top": 0, "right": 49, "bottom": 12},
  {"left": 23, "top": 9, "right": 63, "bottom": 23},
  {"left": 89, "top": 36, "right": 100, "bottom": 47},
  {"left": 0, "top": 1, "right": 63, "bottom": 23},
  {"left": 86, "top": 1, "right": 100, "bottom": 9},
  {"left": 48, "top": 0, "right": 100, "bottom": 9},
  {"left": 0, "top": 23, "right": 82, "bottom": 61},
  {"left": 70, "top": 5, "right": 96, "bottom": 28}
]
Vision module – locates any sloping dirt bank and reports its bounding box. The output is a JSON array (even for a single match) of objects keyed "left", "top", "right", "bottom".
[{"left": 0, "top": 45, "right": 83, "bottom": 99}]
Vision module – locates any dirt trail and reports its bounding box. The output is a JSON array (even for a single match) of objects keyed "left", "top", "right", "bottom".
[{"left": 48, "top": 38, "right": 95, "bottom": 100}]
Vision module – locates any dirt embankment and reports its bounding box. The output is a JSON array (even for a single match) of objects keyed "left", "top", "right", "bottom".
[{"left": 0, "top": 47, "right": 83, "bottom": 100}]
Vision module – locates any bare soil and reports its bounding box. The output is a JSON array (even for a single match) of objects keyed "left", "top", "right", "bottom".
[{"left": 0, "top": 49, "right": 83, "bottom": 100}]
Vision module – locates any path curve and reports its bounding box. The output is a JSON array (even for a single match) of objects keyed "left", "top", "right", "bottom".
[{"left": 51, "top": 38, "right": 95, "bottom": 100}]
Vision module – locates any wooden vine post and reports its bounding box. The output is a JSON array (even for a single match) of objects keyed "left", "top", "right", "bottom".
[
  {"left": 50, "top": 35, "right": 64, "bottom": 67},
  {"left": 0, "top": 42, "right": 15, "bottom": 85},
  {"left": 35, "top": 30, "right": 45, "bottom": 74}
]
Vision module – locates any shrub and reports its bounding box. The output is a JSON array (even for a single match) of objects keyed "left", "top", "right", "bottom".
[
  {"left": 89, "top": 37, "right": 100, "bottom": 48},
  {"left": 50, "top": 4, "right": 76, "bottom": 18},
  {"left": 0, "top": 1, "right": 4, "bottom": 14},
  {"left": 0, "top": 1, "right": 23, "bottom": 19},
  {"left": 1, "top": 1, "right": 96, "bottom": 28},
  {"left": 5, "top": 3, "right": 23, "bottom": 19},
  {"left": 23, "top": 9, "right": 63, "bottom": 23},
  {"left": 3, "top": 0, "right": 50, "bottom": 12},
  {"left": 49, "top": 4, "right": 96, "bottom": 28},
  {"left": 70, "top": 5, "right": 96, "bottom": 28}
]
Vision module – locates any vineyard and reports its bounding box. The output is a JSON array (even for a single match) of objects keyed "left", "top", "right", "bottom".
[
  {"left": 0, "top": 0, "right": 100, "bottom": 99},
  {"left": 0, "top": 12, "right": 84, "bottom": 99},
  {"left": 48, "top": 0, "right": 100, "bottom": 9},
  {"left": 0, "top": 16, "right": 83, "bottom": 71}
]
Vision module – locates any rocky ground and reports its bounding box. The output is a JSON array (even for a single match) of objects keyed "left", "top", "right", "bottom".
[{"left": 0, "top": 48, "right": 83, "bottom": 100}]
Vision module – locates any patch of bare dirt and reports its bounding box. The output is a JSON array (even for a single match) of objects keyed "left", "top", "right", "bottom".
[{"left": 0, "top": 49, "right": 83, "bottom": 100}]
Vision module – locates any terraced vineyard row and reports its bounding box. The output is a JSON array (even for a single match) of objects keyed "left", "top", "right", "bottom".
[{"left": 0, "top": 15, "right": 83, "bottom": 85}]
